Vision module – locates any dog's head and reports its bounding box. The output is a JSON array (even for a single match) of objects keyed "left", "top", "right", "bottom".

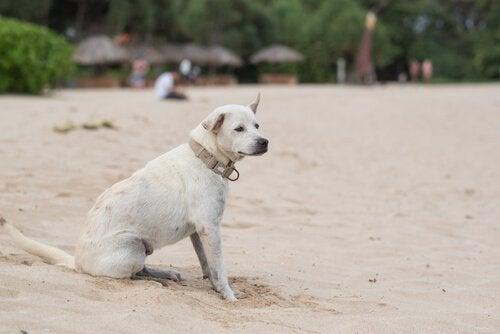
[{"left": 200, "top": 94, "right": 268, "bottom": 160}]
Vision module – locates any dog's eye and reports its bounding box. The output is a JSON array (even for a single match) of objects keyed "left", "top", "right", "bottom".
[
  {"left": 234, "top": 126, "right": 245, "bottom": 132},
  {"left": 255, "top": 123, "right": 260, "bottom": 129}
]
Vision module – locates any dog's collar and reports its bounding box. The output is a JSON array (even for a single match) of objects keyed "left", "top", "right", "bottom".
[{"left": 189, "top": 139, "right": 240, "bottom": 181}]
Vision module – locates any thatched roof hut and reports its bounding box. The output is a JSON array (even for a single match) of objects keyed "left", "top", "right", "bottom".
[
  {"left": 206, "top": 45, "right": 242, "bottom": 67},
  {"left": 160, "top": 43, "right": 242, "bottom": 67},
  {"left": 180, "top": 43, "right": 214, "bottom": 65},
  {"left": 160, "top": 43, "right": 185, "bottom": 64},
  {"left": 125, "top": 43, "right": 163, "bottom": 65},
  {"left": 250, "top": 45, "right": 304, "bottom": 64},
  {"left": 73, "top": 35, "right": 129, "bottom": 65}
]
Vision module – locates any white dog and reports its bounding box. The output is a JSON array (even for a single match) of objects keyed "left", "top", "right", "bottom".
[{"left": 1, "top": 95, "right": 268, "bottom": 301}]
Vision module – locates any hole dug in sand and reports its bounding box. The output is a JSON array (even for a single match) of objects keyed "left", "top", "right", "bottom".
[
  {"left": 127, "top": 265, "right": 291, "bottom": 308},
  {"left": 228, "top": 276, "right": 291, "bottom": 308}
]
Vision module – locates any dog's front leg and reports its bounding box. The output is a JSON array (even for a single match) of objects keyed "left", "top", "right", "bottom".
[
  {"left": 190, "top": 232, "right": 210, "bottom": 279},
  {"left": 197, "top": 224, "right": 236, "bottom": 301}
]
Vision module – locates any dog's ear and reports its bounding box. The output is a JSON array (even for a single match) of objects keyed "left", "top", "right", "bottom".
[
  {"left": 248, "top": 93, "right": 261, "bottom": 114},
  {"left": 202, "top": 113, "right": 225, "bottom": 134}
]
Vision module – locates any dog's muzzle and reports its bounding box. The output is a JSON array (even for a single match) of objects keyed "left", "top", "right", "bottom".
[{"left": 249, "top": 138, "right": 269, "bottom": 155}]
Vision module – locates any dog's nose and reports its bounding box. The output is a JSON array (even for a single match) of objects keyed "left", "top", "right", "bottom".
[{"left": 258, "top": 138, "right": 269, "bottom": 147}]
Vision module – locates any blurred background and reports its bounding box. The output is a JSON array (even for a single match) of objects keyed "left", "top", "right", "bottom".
[{"left": 1, "top": 0, "right": 500, "bottom": 94}]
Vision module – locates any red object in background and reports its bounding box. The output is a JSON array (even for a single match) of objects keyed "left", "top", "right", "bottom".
[{"left": 114, "top": 33, "right": 131, "bottom": 45}]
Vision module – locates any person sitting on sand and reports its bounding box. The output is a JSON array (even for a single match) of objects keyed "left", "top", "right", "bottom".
[{"left": 154, "top": 71, "right": 187, "bottom": 100}]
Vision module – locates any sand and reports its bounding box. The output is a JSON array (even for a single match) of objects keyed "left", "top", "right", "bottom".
[{"left": 0, "top": 84, "right": 499, "bottom": 333}]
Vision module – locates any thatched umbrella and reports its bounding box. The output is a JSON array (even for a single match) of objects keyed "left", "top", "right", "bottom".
[
  {"left": 250, "top": 45, "right": 304, "bottom": 64},
  {"left": 160, "top": 43, "right": 185, "bottom": 64},
  {"left": 205, "top": 45, "right": 242, "bottom": 67},
  {"left": 73, "top": 35, "right": 128, "bottom": 65},
  {"left": 160, "top": 43, "right": 242, "bottom": 67},
  {"left": 125, "top": 43, "right": 163, "bottom": 65},
  {"left": 180, "top": 43, "right": 214, "bottom": 65}
]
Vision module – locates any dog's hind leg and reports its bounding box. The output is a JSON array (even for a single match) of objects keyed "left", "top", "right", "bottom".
[
  {"left": 130, "top": 239, "right": 182, "bottom": 282},
  {"left": 133, "top": 266, "right": 182, "bottom": 282},
  {"left": 76, "top": 235, "right": 147, "bottom": 279}
]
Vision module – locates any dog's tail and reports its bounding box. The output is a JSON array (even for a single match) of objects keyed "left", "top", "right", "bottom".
[{"left": 0, "top": 217, "right": 75, "bottom": 269}]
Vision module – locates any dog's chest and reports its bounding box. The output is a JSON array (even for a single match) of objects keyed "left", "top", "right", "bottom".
[
  {"left": 204, "top": 182, "right": 227, "bottom": 217},
  {"left": 146, "top": 172, "right": 228, "bottom": 248},
  {"left": 188, "top": 173, "right": 228, "bottom": 223}
]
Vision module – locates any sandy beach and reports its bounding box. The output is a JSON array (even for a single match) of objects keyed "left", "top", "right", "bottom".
[{"left": 0, "top": 85, "right": 499, "bottom": 333}]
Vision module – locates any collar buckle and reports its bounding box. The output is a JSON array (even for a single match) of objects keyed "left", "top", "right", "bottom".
[
  {"left": 225, "top": 167, "right": 240, "bottom": 181},
  {"left": 190, "top": 140, "right": 240, "bottom": 181}
]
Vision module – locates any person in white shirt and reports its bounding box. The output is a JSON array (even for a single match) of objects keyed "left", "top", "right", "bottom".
[{"left": 154, "top": 72, "right": 187, "bottom": 100}]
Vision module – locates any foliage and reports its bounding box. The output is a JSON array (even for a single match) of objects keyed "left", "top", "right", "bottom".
[
  {"left": 172, "top": 0, "right": 275, "bottom": 56},
  {"left": 0, "top": 17, "right": 73, "bottom": 94},
  {"left": 0, "top": 0, "right": 52, "bottom": 24},
  {"left": 470, "top": 2, "right": 500, "bottom": 78},
  {"left": 2, "top": 0, "right": 500, "bottom": 82}
]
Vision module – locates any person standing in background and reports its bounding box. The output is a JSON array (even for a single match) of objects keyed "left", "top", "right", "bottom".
[
  {"left": 422, "top": 59, "right": 433, "bottom": 83},
  {"left": 128, "top": 57, "right": 149, "bottom": 88},
  {"left": 409, "top": 60, "right": 421, "bottom": 82}
]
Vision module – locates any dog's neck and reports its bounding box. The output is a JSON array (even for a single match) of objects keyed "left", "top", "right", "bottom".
[{"left": 189, "top": 125, "right": 242, "bottom": 166}]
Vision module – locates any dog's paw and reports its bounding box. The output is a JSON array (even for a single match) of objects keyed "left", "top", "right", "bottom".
[
  {"left": 140, "top": 266, "right": 182, "bottom": 282},
  {"left": 161, "top": 269, "right": 182, "bottom": 282},
  {"left": 222, "top": 290, "right": 237, "bottom": 301},
  {"left": 224, "top": 295, "right": 238, "bottom": 302}
]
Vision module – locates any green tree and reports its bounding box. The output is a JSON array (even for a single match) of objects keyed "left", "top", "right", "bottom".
[
  {"left": 174, "top": 0, "right": 274, "bottom": 56},
  {"left": 468, "top": 1, "right": 500, "bottom": 79},
  {"left": 0, "top": 0, "right": 52, "bottom": 24},
  {"left": 268, "top": 0, "right": 305, "bottom": 45},
  {"left": 299, "top": 0, "right": 397, "bottom": 82},
  {"left": 107, "top": 0, "right": 156, "bottom": 41}
]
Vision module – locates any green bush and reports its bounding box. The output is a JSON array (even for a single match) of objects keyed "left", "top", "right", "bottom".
[{"left": 0, "top": 17, "right": 73, "bottom": 94}]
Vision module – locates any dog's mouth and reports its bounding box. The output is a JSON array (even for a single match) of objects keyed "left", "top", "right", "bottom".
[{"left": 238, "top": 148, "right": 268, "bottom": 156}]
